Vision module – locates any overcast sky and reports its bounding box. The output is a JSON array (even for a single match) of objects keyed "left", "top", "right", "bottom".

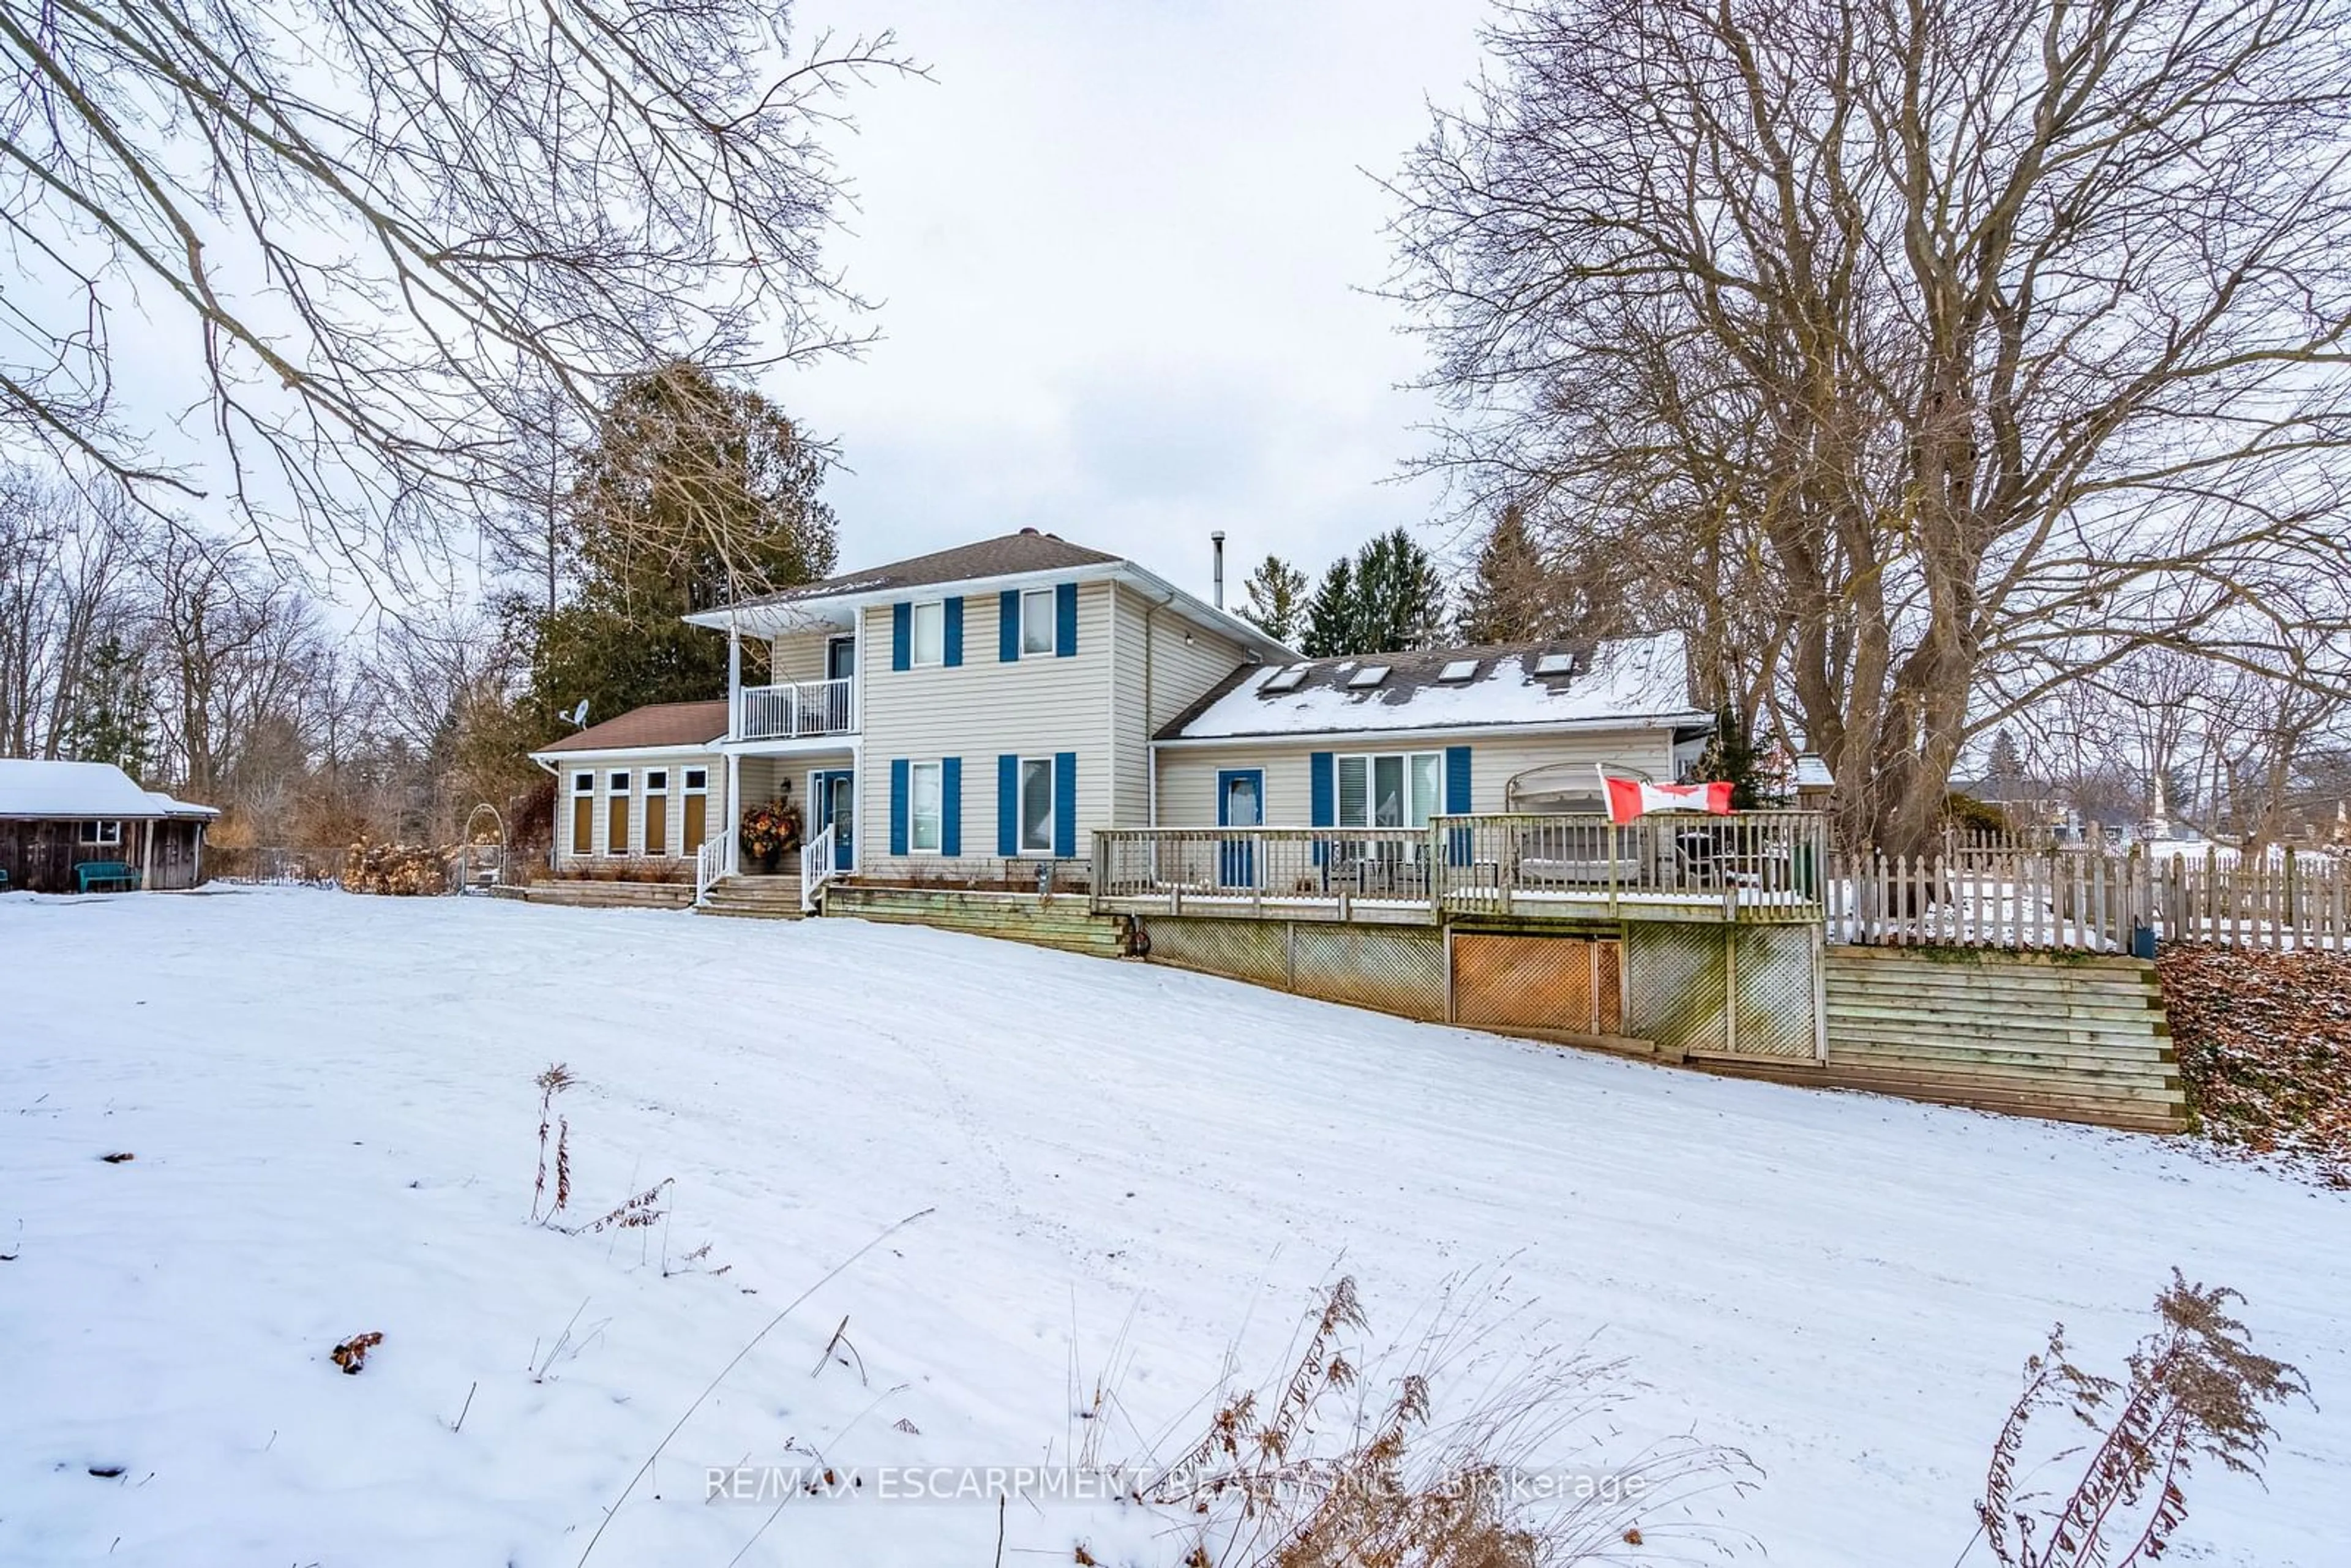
[{"left": 774, "top": 0, "right": 1494, "bottom": 607}]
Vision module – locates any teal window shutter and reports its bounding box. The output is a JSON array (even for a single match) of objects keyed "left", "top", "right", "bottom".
[
  {"left": 999, "top": 590, "right": 1021, "bottom": 662},
  {"left": 1054, "top": 582, "right": 1078, "bottom": 657},
  {"left": 1309, "top": 751, "right": 1334, "bottom": 868},
  {"left": 943, "top": 596, "right": 964, "bottom": 667},
  {"left": 1444, "top": 745, "right": 1473, "bottom": 865},
  {"left": 889, "top": 759, "right": 909, "bottom": 855},
  {"left": 997, "top": 754, "right": 1018, "bottom": 855},
  {"left": 891, "top": 603, "right": 911, "bottom": 671},
  {"left": 941, "top": 757, "right": 962, "bottom": 857},
  {"left": 1052, "top": 752, "right": 1076, "bottom": 858}
]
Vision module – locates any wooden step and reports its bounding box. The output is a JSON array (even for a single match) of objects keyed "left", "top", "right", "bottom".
[{"left": 696, "top": 874, "right": 809, "bottom": 920}]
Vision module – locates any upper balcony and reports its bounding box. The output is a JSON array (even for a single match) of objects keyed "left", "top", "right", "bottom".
[{"left": 735, "top": 677, "right": 856, "bottom": 743}]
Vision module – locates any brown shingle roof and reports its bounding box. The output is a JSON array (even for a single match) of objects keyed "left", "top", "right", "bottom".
[
  {"left": 719, "top": 530, "right": 1120, "bottom": 611},
  {"left": 534, "top": 700, "right": 729, "bottom": 756}
]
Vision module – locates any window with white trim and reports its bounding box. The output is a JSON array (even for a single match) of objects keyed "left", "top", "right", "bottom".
[
  {"left": 606, "top": 770, "right": 633, "bottom": 855},
  {"left": 79, "top": 819, "right": 122, "bottom": 845},
  {"left": 1335, "top": 752, "right": 1444, "bottom": 829},
  {"left": 1017, "top": 757, "right": 1054, "bottom": 853},
  {"left": 910, "top": 601, "right": 945, "bottom": 666},
  {"left": 909, "top": 760, "right": 943, "bottom": 852},
  {"left": 681, "top": 768, "right": 711, "bottom": 853},
  {"left": 1021, "top": 588, "right": 1055, "bottom": 655},
  {"left": 643, "top": 770, "right": 669, "bottom": 856},
  {"left": 571, "top": 772, "right": 594, "bottom": 856}
]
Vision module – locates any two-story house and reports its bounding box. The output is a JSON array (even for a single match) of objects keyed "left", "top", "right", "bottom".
[{"left": 529, "top": 528, "right": 1714, "bottom": 895}]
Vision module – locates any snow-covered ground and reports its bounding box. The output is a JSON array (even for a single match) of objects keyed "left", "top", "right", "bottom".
[{"left": 1, "top": 888, "right": 2345, "bottom": 1566}]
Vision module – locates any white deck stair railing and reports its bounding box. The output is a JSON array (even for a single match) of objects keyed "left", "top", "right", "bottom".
[
  {"left": 694, "top": 835, "right": 726, "bottom": 908},
  {"left": 800, "top": 823, "right": 836, "bottom": 913}
]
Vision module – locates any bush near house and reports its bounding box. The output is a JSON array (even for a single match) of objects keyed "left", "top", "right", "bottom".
[
  {"left": 2159, "top": 948, "right": 2351, "bottom": 1187},
  {"left": 553, "top": 857, "right": 692, "bottom": 885}
]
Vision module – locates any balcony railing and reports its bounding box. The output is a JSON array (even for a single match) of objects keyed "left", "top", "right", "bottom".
[
  {"left": 1089, "top": 811, "right": 1828, "bottom": 925},
  {"left": 737, "top": 677, "right": 854, "bottom": 741}
]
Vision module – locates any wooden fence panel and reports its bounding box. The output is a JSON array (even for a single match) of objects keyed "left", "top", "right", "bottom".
[{"left": 1829, "top": 846, "right": 2348, "bottom": 953}]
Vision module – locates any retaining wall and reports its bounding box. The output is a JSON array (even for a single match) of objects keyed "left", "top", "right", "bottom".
[
  {"left": 820, "top": 885, "right": 1130, "bottom": 958},
  {"left": 1702, "top": 947, "right": 2186, "bottom": 1133}
]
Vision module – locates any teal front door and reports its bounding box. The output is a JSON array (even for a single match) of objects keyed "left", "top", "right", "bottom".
[
  {"left": 1217, "top": 769, "right": 1262, "bottom": 888},
  {"left": 812, "top": 770, "right": 854, "bottom": 871}
]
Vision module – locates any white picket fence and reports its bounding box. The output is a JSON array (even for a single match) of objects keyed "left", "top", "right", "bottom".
[{"left": 1832, "top": 848, "right": 2351, "bottom": 953}]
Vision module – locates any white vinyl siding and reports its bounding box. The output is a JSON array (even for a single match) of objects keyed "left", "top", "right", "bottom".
[
  {"left": 1109, "top": 582, "right": 1258, "bottom": 830},
  {"left": 766, "top": 629, "right": 841, "bottom": 685},
  {"left": 858, "top": 585, "right": 1115, "bottom": 875},
  {"left": 1151, "top": 729, "right": 1681, "bottom": 830}
]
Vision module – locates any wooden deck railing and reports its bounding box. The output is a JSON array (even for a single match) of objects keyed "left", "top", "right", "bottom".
[
  {"left": 1090, "top": 811, "right": 1829, "bottom": 924},
  {"left": 1434, "top": 811, "right": 1826, "bottom": 918},
  {"left": 1093, "top": 827, "right": 1433, "bottom": 919}
]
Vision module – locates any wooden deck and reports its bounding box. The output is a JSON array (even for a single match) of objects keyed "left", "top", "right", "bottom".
[{"left": 1090, "top": 811, "right": 1829, "bottom": 929}]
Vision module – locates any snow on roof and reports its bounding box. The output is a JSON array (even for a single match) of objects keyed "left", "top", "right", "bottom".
[
  {"left": 1160, "top": 632, "right": 1704, "bottom": 741},
  {"left": 0, "top": 759, "right": 217, "bottom": 819},
  {"left": 1794, "top": 755, "right": 1835, "bottom": 788}
]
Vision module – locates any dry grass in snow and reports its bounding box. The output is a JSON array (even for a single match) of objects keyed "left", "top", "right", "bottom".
[{"left": 0, "top": 888, "right": 2345, "bottom": 1566}]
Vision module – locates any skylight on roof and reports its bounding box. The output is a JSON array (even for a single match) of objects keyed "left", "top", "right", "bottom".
[
  {"left": 1262, "top": 666, "right": 1308, "bottom": 693},
  {"left": 1438, "top": 658, "right": 1479, "bottom": 683},
  {"left": 1533, "top": 651, "right": 1575, "bottom": 677},
  {"left": 1347, "top": 665, "right": 1390, "bottom": 689}
]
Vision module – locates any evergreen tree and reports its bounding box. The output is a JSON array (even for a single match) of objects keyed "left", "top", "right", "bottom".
[
  {"left": 1697, "top": 705, "right": 1775, "bottom": 808},
  {"left": 523, "top": 361, "right": 838, "bottom": 731},
  {"left": 62, "top": 634, "right": 154, "bottom": 781},
  {"left": 1985, "top": 728, "right": 2025, "bottom": 786},
  {"left": 1300, "top": 529, "right": 1447, "bottom": 658},
  {"left": 1301, "top": 557, "right": 1358, "bottom": 658},
  {"left": 1455, "top": 503, "right": 1550, "bottom": 643},
  {"left": 1352, "top": 528, "right": 1446, "bottom": 653},
  {"left": 1237, "top": 555, "right": 1309, "bottom": 645}
]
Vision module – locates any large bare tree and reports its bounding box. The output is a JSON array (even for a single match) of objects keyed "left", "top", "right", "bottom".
[
  {"left": 0, "top": 0, "right": 910, "bottom": 580},
  {"left": 0, "top": 468, "right": 138, "bottom": 756},
  {"left": 1390, "top": 0, "right": 2351, "bottom": 854}
]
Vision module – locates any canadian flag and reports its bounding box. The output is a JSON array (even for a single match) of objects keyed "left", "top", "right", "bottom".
[{"left": 1599, "top": 773, "right": 1734, "bottom": 824}]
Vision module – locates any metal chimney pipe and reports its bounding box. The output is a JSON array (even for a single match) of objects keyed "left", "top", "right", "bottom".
[{"left": 1211, "top": 530, "right": 1226, "bottom": 610}]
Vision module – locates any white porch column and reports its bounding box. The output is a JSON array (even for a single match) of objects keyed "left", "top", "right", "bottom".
[
  {"left": 850, "top": 609, "right": 863, "bottom": 732},
  {"left": 724, "top": 751, "right": 741, "bottom": 876},
  {"left": 849, "top": 740, "right": 864, "bottom": 876},
  {"left": 727, "top": 614, "right": 743, "bottom": 741}
]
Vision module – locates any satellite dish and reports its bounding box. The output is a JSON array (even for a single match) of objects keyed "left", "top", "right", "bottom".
[{"left": 568, "top": 700, "right": 589, "bottom": 728}]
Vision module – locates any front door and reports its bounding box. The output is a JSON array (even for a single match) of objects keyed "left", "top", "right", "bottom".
[
  {"left": 1217, "top": 770, "right": 1262, "bottom": 888},
  {"left": 812, "top": 770, "right": 855, "bottom": 872}
]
